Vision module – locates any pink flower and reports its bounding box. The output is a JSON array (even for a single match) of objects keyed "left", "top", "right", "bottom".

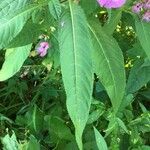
[
  {"left": 36, "top": 42, "right": 49, "bottom": 57},
  {"left": 142, "top": 11, "right": 150, "bottom": 22},
  {"left": 144, "top": 0, "right": 150, "bottom": 9},
  {"left": 97, "top": 0, "right": 126, "bottom": 8},
  {"left": 132, "top": 2, "right": 143, "bottom": 14}
]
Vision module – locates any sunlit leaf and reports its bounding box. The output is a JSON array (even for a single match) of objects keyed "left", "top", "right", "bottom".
[
  {"left": 94, "top": 127, "right": 108, "bottom": 150},
  {"left": 0, "top": 44, "right": 32, "bottom": 81}
]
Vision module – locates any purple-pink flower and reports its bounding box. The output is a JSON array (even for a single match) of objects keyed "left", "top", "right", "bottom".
[
  {"left": 142, "top": 11, "right": 150, "bottom": 22},
  {"left": 97, "top": 0, "right": 126, "bottom": 8},
  {"left": 132, "top": 2, "right": 143, "bottom": 14},
  {"left": 36, "top": 42, "right": 49, "bottom": 57},
  {"left": 144, "top": 0, "right": 150, "bottom": 9},
  {"left": 132, "top": 0, "right": 150, "bottom": 22}
]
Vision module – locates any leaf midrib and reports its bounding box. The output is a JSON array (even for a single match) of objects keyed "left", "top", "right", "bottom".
[{"left": 69, "top": 1, "right": 78, "bottom": 109}]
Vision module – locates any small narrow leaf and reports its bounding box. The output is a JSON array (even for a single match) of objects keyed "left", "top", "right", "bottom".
[
  {"left": 0, "top": 44, "right": 32, "bottom": 81},
  {"left": 25, "top": 105, "right": 44, "bottom": 133},
  {"left": 94, "top": 127, "right": 108, "bottom": 150},
  {"left": 59, "top": 2, "right": 93, "bottom": 149},
  {"left": 117, "top": 118, "right": 128, "bottom": 133}
]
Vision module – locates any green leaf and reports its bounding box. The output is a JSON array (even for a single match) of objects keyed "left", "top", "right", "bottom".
[
  {"left": 88, "top": 20, "right": 125, "bottom": 113},
  {"left": 117, "top": 118, "right": 128, "bottom": 134},
  {"left": 0, "top": 2, "right": 47, "bottom": 48},
  {"left": 135, "top": 18, "right": 150, "bottom": 60},
  {"left": 104, "top": 115, "right": 117, "bottom": 136},
  {"left": 25, "top": 105, "right": 44, "bottom": 133},
  {"left": 1, "top": 131, "right": 19, "bottom": 150},
  {"left": 80, "top": 0, "right": 98, "bottom": 15},
  {"left": 127, "top": 42, "right": 146, "bottom": 58},
  {"left": 7, "top": 21, "right": 42, "bottom": 48},
  {"left": 59, "top": 2, "right": 93, "bottom": 149},
  {"left": 25, "top": 135, "right": 40, "bottom": 150},
  {"left": 139, "top": 90, "right": 150, "bottom": 100},
  {"left": 94, "top": 127, "right": 108, "bottom": 150},
  {"left": 139, "top": 102, "right": 148, "bottom": 113},
  {"left": 87, "top": 108, "right": 105, "bottom": 124},
  {"left": 0, "top": 114, "right": 13, "bottom": 124},
  {"left": 0, "top": 0, "right": 30, "bottom": 18},
  {"left": 104, "top": 9, "right": 122, "bottom": 35},
  {"left": 0, "top": 44, "right": 32, "bottom": 81},
  {"left": 126, "top": 59, "right": 150, "bottom": 94},
  {"left": 45, "top": 116, "right": 74, "bottom": 141},
  {"left": 119, "top": 94, "right": 134, "bottom": 111},
  {"left": 48, "top": 0, "right": 61, "bottom": 20}
]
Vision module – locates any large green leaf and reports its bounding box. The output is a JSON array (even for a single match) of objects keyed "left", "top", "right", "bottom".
[
  {"left": 59, "top": 1, "right": 93, "bottom": 149},
  {"left": 94, "top": 127, "right": 108, "bottom": 150},
  {"left": 0, "top": 2, "right": 47, "bottom": 48},
  {"left": 0, "top": 0, "right": 30, "bottom": 18},
  {"left": 88, "top": 21, "right": 125, "bottom": 112},
  {"left": 0, "top": 44, "right": 32, "bottom": 81},
  {"left": 135, "top": 18, "right": 150, "bottom": 60}
]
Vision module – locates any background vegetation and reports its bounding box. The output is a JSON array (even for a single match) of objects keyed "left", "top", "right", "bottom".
[{"left": 0, "top": 0, "right": 150, "bottom": 149}]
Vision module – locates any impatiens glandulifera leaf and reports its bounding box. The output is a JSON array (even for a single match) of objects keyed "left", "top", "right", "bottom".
[
  {"left": 88, "top": 20, "right": 126, "bottom": 113},
  {"left": 135, "top": 18, "right": 150, "bottom": 60},
  {"left": 80, "top": 0, "right": 98, "bottom": 15},
  {"left": 59, "top": 1, "right": 93, "bottom": 149},
  {"left": 0, "top": 0, "right": 30, "bottom": 18},
  {"left": 48, "top": 0, "right": 62, "bottom": 20},
  {"left": 94, "top": 127, "right": 108, "bottom": 150},
  {"left": 7, "top": 21, "right": 42, "bottom": 48},
  {"left": 0, "top": 44, "right": 32, "bottom": 81},
  {"left": 25, "top": 105, "right": 44, "bottom": 134},
  {"left": 104, "top": 9, "right": 122, "bottom": 35},
  {"left": 0, "top": 1, "right": 48, "bottom": 49},
  {"left": 45, "top": 115, "right": 74, "bottom": 141},
  {"left": 126, "top": 58, "right": 150, "bottom": 94}
]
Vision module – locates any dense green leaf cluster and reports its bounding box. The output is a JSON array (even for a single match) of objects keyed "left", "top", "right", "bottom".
[{"left": 0, "top": 0, "right": 149, "bottom": 150}]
